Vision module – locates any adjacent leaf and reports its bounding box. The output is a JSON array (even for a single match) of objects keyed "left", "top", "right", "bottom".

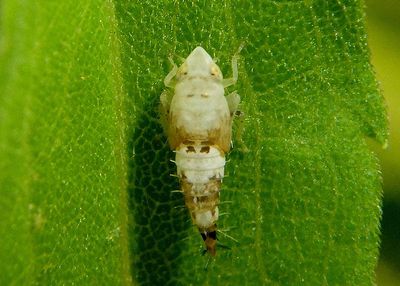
[{"left": 0, "top": 0, "right": 131, "bottom": 284}]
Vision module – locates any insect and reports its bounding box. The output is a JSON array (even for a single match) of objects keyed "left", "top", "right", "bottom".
[{"left": 160, "top": 46, "right": 241, "bottom": 256}]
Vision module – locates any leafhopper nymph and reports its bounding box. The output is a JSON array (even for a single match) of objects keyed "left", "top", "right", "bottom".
[{"left": 160, "top": 47, "right": 240, "bottom": 256}]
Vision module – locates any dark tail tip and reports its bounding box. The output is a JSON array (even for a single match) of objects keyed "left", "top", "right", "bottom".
[{"left": 200, "top": 230, "right": 217, "bottom": 256}]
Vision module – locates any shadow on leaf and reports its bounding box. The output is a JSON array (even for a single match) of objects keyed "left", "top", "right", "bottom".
[{"left": 127, "top": 94, "right": 188, "bottom": 285}]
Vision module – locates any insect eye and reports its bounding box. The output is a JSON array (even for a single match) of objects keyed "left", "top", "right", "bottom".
[
  {"left": 177, "top": 70, "right": 188, "bottom": 78},
  {"left": 210, "top": 65, "right": 220, "bottom": 77},
  {"left": 178, "top": 63, "right": 188, "bottom": 77}
]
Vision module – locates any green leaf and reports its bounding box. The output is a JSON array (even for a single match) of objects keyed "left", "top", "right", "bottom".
[
  {"left": 0, "top": 0, "right": 387, "bottom": 285},
  {"left": 0, "top": 1, "right": 130, "bottom": 284}
]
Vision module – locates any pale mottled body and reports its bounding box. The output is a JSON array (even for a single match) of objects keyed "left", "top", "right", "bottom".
[{"left": 160, "top": 47, "right": 240, "bottom": 255}]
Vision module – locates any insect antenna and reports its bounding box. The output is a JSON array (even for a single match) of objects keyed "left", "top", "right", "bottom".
[{"left": 233, "top": 41, "right": 245, "bottom": 59}]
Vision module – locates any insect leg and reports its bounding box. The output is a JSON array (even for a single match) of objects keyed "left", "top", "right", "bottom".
[
  {"left": 159, "top": 90, "right": 173, "bottom": 133},
  {"left": 233, "top": 110, "right": 249, "bottom": 152},
  {"left": 222, "top": 44, "right": 244, "bottom": 88},
  {"left": 226, "top": 91, "right": 248, "bottom": 151},
  {"left": 164, "top": 56, "right": 178, "bottom": 88},
  {"left": 226, "top": 91, "right": 241, "bottom": 117}
]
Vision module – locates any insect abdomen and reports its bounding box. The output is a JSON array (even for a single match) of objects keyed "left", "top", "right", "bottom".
[{"left": 175, "top": 144, "right": 225, "bottom": 255}]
